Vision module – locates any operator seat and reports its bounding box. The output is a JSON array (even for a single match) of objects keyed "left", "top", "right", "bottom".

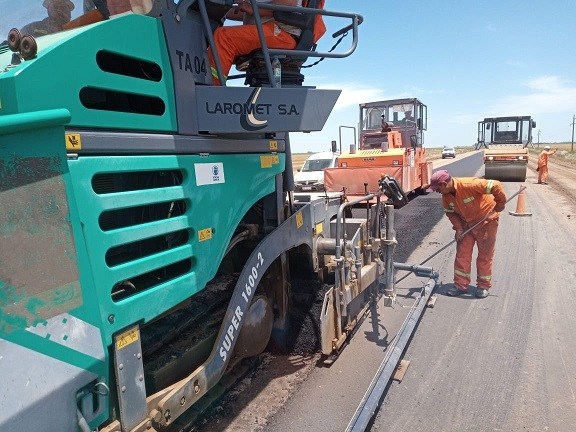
[{"left": 234, "top": 0, "right": 323, "bottom": 87}]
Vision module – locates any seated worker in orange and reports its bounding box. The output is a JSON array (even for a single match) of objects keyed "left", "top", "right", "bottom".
[
  {"left": 207, "top": 0, "right": 303, "bottom": 85},
  {"left": 429, "top": 170, "right": 507, "bottom": 299},
  {"left": 537, "top": 145, "right": 557, "bottom": 185}
]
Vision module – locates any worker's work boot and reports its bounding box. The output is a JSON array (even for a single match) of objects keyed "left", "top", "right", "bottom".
[
  {"left": 475, "top": 288, "right": 489, "bottom": 299},
  {"left": 445, "top": 286, "right": 467, "bottom": 297}
]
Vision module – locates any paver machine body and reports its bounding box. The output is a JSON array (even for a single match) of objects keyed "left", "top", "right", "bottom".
[
  {"left": 324, "top": 98, "right": 432, "bottom": 204},
  {"left": 0, "top": 1, "right": 387, "bottom": 431},
  {"left": 476, "top": 116, "right": 536, "bottom": 182}
]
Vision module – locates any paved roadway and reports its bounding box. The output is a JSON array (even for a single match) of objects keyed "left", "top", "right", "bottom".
[
  {"left": 374, "top": 153, "right": 576, "bottom": 432},
  {"left": 263, "top": 151, "right": 576, "bottom": 432}
]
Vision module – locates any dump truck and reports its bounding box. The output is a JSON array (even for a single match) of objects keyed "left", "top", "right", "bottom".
[
  {"left": 324, "top": 98, "right": 432, "bottom": 206},
  {"left": 476, "top": 116, "right": 536, "bottom": 182}
]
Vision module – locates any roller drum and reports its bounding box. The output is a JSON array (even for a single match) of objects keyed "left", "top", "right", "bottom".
[{"left": 484, "top": 163, "right": 527, "bottom": 182}]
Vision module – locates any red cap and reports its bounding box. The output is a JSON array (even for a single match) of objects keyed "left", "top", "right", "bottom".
[{"left": 429, "top": 169, "right": 451, "bottom": 191}]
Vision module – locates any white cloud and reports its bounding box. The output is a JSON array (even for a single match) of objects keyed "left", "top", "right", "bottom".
[
  {"left": 293, "top": 75, "right": 576, "bottom": 152},
  {"left": 489, "top": 75, "right": 576, "bottom": 115},
  {"left": 310, "top": 79, "right": 445, "bottom": 111},
  {"left": 314, "top": 81, "right": 387, "bottom": 110},
  {"left": 525, "top": 75, "right": 572, "bottom": 92}
]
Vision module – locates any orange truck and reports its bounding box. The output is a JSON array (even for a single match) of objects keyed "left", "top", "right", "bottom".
[{"left": 324, "top": 98, "right": 432, "bottom": 203}]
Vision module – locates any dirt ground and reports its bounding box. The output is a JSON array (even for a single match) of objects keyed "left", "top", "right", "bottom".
[{"left": 528, "top": 149, "right": 576, "bottom": 204}]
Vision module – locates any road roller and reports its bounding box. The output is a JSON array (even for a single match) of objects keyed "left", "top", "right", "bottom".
[{"left": 476, "top": 116, "right": 536, "bottom": 182}]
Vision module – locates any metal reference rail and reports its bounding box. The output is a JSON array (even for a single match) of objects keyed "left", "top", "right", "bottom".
[{"left": 345, "top": 264, "right": 439, "bottom": 432}]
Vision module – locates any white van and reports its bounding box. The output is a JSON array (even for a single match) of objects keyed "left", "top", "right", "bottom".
[{"left": 294, "top": 151, "right": 339, "bottom": 192}]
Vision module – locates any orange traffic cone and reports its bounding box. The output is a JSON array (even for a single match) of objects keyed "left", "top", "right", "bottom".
[{"left": 509, "top": 185, "right": 532, "bottom": 217}]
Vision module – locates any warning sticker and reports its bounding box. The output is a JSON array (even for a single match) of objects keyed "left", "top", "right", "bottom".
[
  {"left": 296, "top": 211, "right": 303, "bottom": 228},
  {"left": 65, "top": 133, "right": 82, "bottom": 151},
  {"left": 198, "top": 228, "right": 213, "bottom": 242},
  {"left": 261, "top": 154, "right": 279, "bottom": 168},
  {"left": 116, "top": 328, "right": 139, "bottom": 350}
]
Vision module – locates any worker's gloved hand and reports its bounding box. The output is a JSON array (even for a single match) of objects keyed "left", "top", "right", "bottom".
[{"left": 494, "top": 204, "right": 505, "bottom": 212}]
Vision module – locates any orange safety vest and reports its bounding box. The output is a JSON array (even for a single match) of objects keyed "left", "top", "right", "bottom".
[
  {"left": 304, "top": 0, "right": 326, "bottom": 43},
  {"left": 442, "top": 177, "right": 507, "bottom": 228}
]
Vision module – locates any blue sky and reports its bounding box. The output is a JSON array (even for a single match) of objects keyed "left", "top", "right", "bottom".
[
  {"left": 3, "top": 1, "right": 575, "bottom": 153},
  {"left": 289, "top": 0, "right": 576, "bottom": 152}
]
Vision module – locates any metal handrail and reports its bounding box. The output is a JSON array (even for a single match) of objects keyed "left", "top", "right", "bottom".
[{"left": 223, "top": 1, "right": 363, "bottom": 86}]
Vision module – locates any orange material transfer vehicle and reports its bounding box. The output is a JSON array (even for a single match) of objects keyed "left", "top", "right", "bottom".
[{"left": 324, "top": 98, "right": 432, "bottom": 202}]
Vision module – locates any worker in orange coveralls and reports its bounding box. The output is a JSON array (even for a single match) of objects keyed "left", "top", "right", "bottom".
[
  {"left": 429, "top": 170, "right": 507, "bottom": 299},
  {"left": 207, "top": 0, "right": 302, "bottom": 85},
  {"left": 537, "top": 145, "right": 557, "bottom": 185}
]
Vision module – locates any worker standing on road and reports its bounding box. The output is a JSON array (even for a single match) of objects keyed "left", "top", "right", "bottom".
[
  {"left": 429, "top": 170, "right": 507, "bottom": 299},
  {"left": 537, "top": 145, "right": 557, "bottom": 185}
]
